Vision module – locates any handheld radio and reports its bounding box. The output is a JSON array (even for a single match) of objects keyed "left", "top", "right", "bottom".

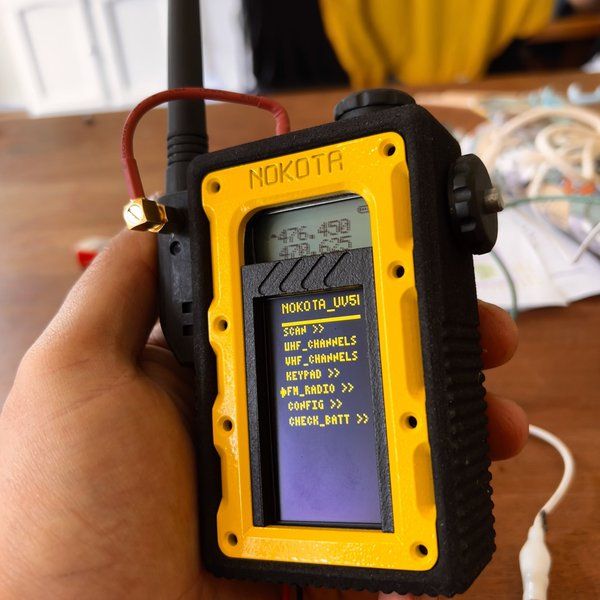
[{"left": 121, "top": 1, "right": 502, "bottom": 596}]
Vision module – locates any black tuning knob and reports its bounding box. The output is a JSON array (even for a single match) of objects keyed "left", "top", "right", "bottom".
[
  {"left": 448, "top": 154, "right": 503, "bottom": 255},
  {"left": 334, "top": 88, "right": 416, "bottom": 121}
]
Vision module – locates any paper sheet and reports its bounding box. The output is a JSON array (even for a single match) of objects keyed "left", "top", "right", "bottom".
[{"left": 474, "top": 209, "right": 600, "bottom": 312}]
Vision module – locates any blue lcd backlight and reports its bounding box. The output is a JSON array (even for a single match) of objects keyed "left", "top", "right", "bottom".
[{"left": 263, "top": 288, "right": 382, "bottom": 526}]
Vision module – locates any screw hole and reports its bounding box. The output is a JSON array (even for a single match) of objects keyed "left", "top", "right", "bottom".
[
  {"left": 407, "top": 415, "right": 418, "bottom": 429},
  {"left": 170, "top": 241, "right": 182, "bottom": 255},
  {"left": 384, "top": 143, "right": 396, "bottom": 156},
  {"left": 222, "top": 418, "right": 233, "bottom": 432},
  {"left": 416, "top": 544, "right": 428, "bottom": 557},
  {"left": 394, "top": 265, "right": 405, "bottom": 278},
  {"left": 208, "top": 179, "right": 221, "bottom": 193},
  {"left": 227, "top": 533, "right": 238, "bottom": 546},
  {"left": 216, "top": 319, "right": 228, "bottom": 331}
]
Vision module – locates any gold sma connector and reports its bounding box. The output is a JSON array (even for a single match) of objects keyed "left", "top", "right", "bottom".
[{"left": 123, "top": 197, "right": 169, "bottom": 233}]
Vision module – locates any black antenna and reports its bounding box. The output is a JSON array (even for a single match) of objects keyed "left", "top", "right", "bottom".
[
  {"left": 166, "top": 0, "right": 208, "bottom": 193},
  {"left": 158, "top": 0, "right": 207, "bottom": 365}
]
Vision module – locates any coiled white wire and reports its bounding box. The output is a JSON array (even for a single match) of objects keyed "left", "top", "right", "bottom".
[
  {"left": 476, "top": 104, "right": 600, "bottom": 262},
  {"left": 478, "top": 105, "right": 600, "bottom": 172}
]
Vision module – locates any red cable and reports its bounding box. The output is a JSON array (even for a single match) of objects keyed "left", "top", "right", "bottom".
[
  {"left": 281, "top": 584, "right": 292, "bottom": 600},
  {"left": 121, "top": 87, "right": 291, "bottom": 199}
]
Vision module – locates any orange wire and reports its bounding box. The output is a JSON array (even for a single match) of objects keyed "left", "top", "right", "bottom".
[{"left": 121, "top": 87, "right": 291, "bottom": 198}]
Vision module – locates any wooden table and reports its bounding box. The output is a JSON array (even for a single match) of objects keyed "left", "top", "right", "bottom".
[{"left": 1, "top": 71, "right": 599, "bottom": 599}]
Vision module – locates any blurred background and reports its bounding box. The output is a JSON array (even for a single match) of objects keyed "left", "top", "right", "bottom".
[{"left": 0, "top": 0, "right": 600, "bottom": 115}]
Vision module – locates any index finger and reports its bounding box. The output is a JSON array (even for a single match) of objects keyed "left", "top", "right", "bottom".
[{"left": 478, "top": 300, "right": 518, "bottom": 369}]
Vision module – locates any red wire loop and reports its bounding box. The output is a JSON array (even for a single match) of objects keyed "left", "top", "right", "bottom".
[
  {"left": 121, "top": 87, "right": 291, "bottom": 198},
  {"left": 281, "top": 584, "right": 292, "bottom": 600}
]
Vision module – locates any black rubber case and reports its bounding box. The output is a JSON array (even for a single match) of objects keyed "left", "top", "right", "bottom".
[{"left": 185, "top": 104, "right": 495, "bottom": 596}]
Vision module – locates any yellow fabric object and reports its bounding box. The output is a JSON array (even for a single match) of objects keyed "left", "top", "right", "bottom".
[{"left": 319, "top": 0, "right": 554, "bottom": 87}]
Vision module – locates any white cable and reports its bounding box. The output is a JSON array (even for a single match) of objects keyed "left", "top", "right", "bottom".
[
  {"left": 477, "top": 108, "right": 600, "bottom": 223},
  {"left": 479, "top": 104, "right": 600, "bottom": 261},
  {"left": 520, "top": 513, "right": 551, "bottom": 600},
  {"left": 519, "top": 425, "right": 575, "bottom": 600},
  {"left": 479, "top": 105, "right": 600, "bottom": 170},
  {"left": 535, "top": 123, "right": 600, "bottom": 187},
  {"left": 571, "top": 220, "right": 600, "bottom": 263},
  {"left": 528, "top": 425, "right": 575, "bottom": 515},
  {"left": 581, "top": 137, "right": 598, "bottom": 181},
  {"left": 526, "top": 162, "right": 551, "bottom": 198}
]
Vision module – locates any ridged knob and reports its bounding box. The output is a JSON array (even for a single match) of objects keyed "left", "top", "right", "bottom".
[
  {"left": 334, "top": 88, "right": 416, "bottom": 121},
  {"left": 448, "top": 154, "right": 502, "bottom": 255}
]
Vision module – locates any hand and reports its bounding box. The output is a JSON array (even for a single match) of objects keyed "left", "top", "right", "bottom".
[{"left": 0, "top": 230, "right": 526, "bottom": 600}]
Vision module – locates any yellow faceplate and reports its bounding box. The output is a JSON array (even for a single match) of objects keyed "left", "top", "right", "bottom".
[{"left": 201, "top": 133, "right": 437, "bottom": 570}]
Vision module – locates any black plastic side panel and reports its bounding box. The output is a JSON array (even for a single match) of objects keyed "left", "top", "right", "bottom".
[
  {"left": 187, "top": 105, "right": 494, "bottom": 596},
  {"left": 157, "top": 190, "right": 195, "bottom": 365}
]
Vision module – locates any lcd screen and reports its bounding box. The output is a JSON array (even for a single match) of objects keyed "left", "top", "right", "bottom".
[
  {"left": 261, "top": 288, "right": 381, "bottom": 526},
  {"left": 247, "top": 194, "right": 371, "bottom": 263}
]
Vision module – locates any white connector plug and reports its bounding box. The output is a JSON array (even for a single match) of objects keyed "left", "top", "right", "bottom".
[{"left": 519, "top": 513, "right": 551, "bottom": 600}]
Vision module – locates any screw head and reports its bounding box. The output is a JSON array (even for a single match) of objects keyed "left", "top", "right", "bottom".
[{"left": 483, "top": 188, "right": 504, "bottom": 214}]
